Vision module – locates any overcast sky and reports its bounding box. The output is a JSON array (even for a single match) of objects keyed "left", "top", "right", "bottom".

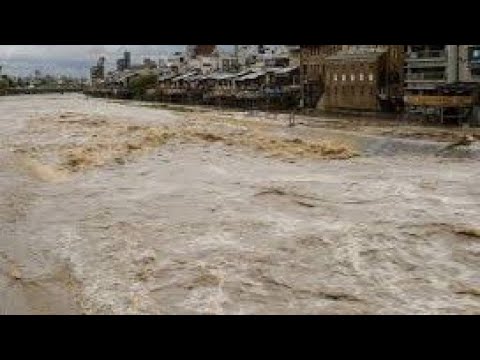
[
  {"left": 0, "top": 45, "right": 232, "bottom": 77},
  {"left": 0, "top": 45, "right": 190, "bottom": 60}
]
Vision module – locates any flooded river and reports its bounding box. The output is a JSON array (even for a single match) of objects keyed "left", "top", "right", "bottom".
[{"left": 1, "top": 94, "right": 479, "bottom": 314}]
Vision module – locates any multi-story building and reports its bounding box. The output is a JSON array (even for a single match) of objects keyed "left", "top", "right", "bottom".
[
  {"left": 342, "top": 45, "right": 405, "bottom": 96},
  {"left": 116, "top": 58, "right": 126, "bottom": 72},
  {"left": 285, "top": 45, "right": 301, "bottom": 67},
  {"left": 124, "top": 51, "right": 131, "bottom": 69},
  {"left": 187, "top": 56, "right": 218, "bottom": 75},
  {"left": 186, "top": 45, "right": 217, "bottom": 59},
  {"left": 237, "top": 45, "right": 283, "bottom": 57},
  {"left": 458, "top": 45, "right": 480, "bottom": 82},
  {"left": 162, "top": 52, "right": 188, "bottom": 74},
  {"left": 90, "top": 57, "right": 105, "bottom": 85},
  {"left": 220, "top": 56, "right": 240, "bottom": 73},
  {"left": 235, "top": 45, "right": 290, "bottom": 69},
  {"left": 404, "top": 45, "right": 480, "bottom": 91},
  {"left": 116, "top": 51, "right": 132, "bottom": 72},
  {"left": 404, "top": 45, "right": 480, "bottom": 120},
  {"left": 322, "top": 45, "right": 405, "bottom": 112},
  {"left": 299, "top": 45, "right": 343, "bottom": 108},
  {"left": 404, "top": 45, "right": 452, "bottom": 95},
  {"left": 143, "top": 58, "right": 157, "bottom": 69},
  {"left": 323, "top": 51, "right": 384, "bottom": 112}
]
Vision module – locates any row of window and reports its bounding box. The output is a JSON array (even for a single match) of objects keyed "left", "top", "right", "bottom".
[
  {"left": 327, "top": 86, "right": 375, "bottom": 97},
  {"left": 328, "top": 72, "right": 375, "bottom": 82},
  {"left": 306, "top": 46, "right": 342, "bottom": 57},
  {"left": 309, "top": 64, "right": 324, "bottom": 74},
  {"left": 305, "top": 45, "right": 402, "bottom": 60}
]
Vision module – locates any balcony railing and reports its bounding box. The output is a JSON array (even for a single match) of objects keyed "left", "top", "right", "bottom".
[
  {"left": 408, "top": 50, "right": 446, "bottom": 59},
  {"left": 405, "top": 73, "right": 446, "bottom": 81},
  {"left": 469, "top": 60, "right": 480, "bottom": 69}
]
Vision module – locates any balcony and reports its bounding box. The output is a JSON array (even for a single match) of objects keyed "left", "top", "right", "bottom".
[
  {"left": 469, "top": 60, "right": 480, "bottom": 69},
  {"left": 405, "top": 83, "right": 441, "bottom": 91},
  {"left": 405, "top": 72, "right": 446, "bottom": 81},
  {"left": 405, "top": 50, "right": 447, "bottom": 69},
  {"left": 408, "top": 50, "right": 446, "bottom": 59}
]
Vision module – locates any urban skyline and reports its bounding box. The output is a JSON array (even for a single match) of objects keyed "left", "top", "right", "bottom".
[{"left": 0, "top": 45, "right": 234, "bottom": 77}]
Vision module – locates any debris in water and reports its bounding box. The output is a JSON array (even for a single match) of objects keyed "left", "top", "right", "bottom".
[
  {"left": 455, "top": 227, "right": 480, "bottom": 238},
  {"left": 452, "top": 280, "right": 480, "bottom": 297},
  {"left": 8, "top": 264, "right": 22, "bottom": 281},
  {"left": 194, "top": 132, "right": 225, "bottom": 142},
  {"left": 439, "top": 135, "right": 476, "bottom": 153},
  {"left": 20, "top": 157, "right": 69, "bottom": 182},
  {"left": 295, "top": 200, "right": 316, "bottom": 208},
  {"left": 255, "top": 188, "right": 288, "bottom": 197},
  {"left": 114, "top": 157, "right": 126, "bottom": 165}
]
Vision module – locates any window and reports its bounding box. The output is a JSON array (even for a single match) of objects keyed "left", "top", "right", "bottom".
[
  {"left": 351, "top": 86, "right": 355, "bottom": 95},
  {"left": 351, "top": 74, "right": 355, "bottom": 82},
  {"left": 342, "top": 74, "right": 346, "bottom": 82},
  {"left": 359, "top": 73, "right": 364, "bottom": 81},
  {"left": 368, "top": 73, "right": 374, "bottom": 82},
  {"left": 333, "top": 74, "right": 338, "bottom": 81},
  {"left": 359, "top": 86, "right": 364, "bottom": 96}
]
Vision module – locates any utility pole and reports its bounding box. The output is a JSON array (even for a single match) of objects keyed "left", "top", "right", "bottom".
[
  {"left": 300, "top": 45, "right": 305, "bottom": 110},
  {"left": 456, "top": 44, "right": 460, "bottom": 83},
  {"left": 386, "top": 46, "right": 390, "bottom": 99}
]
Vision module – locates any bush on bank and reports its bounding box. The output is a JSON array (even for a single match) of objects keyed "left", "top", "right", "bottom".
[
  {"left": 0, "top": 78, "right": 9, "bottom": 90},
  {"left": 128, "top": 75, "right": 158, "bottom": 100}
]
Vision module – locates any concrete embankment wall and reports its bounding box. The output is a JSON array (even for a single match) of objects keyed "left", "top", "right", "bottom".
[
  {"left": 83, "top": 89, "right": 132, "bottom": 99},
  {"left": 337, "top": 129, "right": 480, "bottom": 159}
]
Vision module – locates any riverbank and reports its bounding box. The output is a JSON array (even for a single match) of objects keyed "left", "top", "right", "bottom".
[
  {"left": 0, "top": 88, "right": 83, "bottom": 96},
  {"left": 104, "top": 96, "right": 480, "bottom": 144},
  {"left": 83, "top": 89, "right": 480, "bottom": 131}
]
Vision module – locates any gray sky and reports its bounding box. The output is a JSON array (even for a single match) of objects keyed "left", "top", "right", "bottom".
[
  {"left": 0, "top": 45, "right": 187, "bottom": 60},
  {"left": 0, "top": 45, "right": 232, "bottom": 77}
]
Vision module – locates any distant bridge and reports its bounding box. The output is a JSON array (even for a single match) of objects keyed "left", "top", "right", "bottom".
[{"left": 0, "top": 87, "right": 84, "bottom": 96}]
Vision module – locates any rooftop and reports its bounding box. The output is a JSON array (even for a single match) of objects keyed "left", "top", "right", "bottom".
[{"left": 326, "top": 49, "right": 386, "bottom": 62}]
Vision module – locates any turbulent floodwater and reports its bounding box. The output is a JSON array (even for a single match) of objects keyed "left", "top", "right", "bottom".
[{"left": 1, "top": 94, "right": 479, "bottom": 314}]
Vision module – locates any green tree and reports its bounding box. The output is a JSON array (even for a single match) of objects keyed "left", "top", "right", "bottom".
[
  {"left": 0, "top": 78, "right": 9, "bottom": 90},
  {"left": 128, "top": 74, "right": 158, "bottom": 100}
]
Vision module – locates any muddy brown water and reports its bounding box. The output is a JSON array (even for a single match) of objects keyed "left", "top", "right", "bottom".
[{"left": 1, "top": 94, "right": 479, "bottom": 314}]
